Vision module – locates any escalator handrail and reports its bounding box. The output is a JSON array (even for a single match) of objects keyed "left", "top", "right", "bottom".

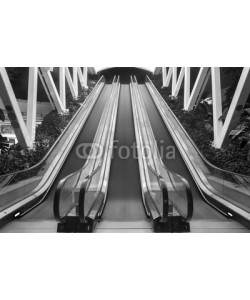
[
  {"left": 53, "top": 162, "right": 95, "bottom": 223},
  {"left": 78, "top": 77, "right": 120, "bottom": 224},
  {"left": 168, "top": 172, "right": 193, "bottom": 221},
  {"left": 147, "top": 149, "right": 193, "bottom": 221},
  {"left": 131, "top": 78, "right": 171, "bottom": 221},
  {"left": 78, "top": 163, "right": 102, "bottom": 223},
  {"left": 54, "top": 76, "right": 118, "bottom": 223},
  {"left": 130, "top": 78, "right": 161, "bottom": 219},
  {"left": 147, "top": 164, "right": 169, "bottom": 222},
  {"left": 54, "top": 163, "right": 102, "bottom": 223},
  {"left": 133, "top": 76, "right": 193, "bottom": 221},
  {"left": 145, "top": 75, "right": 250, "bottom": 180}
]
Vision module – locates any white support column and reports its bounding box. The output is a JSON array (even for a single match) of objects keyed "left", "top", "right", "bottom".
[
  {"left": 184, "top": 67, "right": 191, "bottom": 109},
  {"left": 27, "top": 67, "right": 38, "bottom": 141},
  {"left": 73, "top": 67, "right": 78, "bottom": 98},
  {"left": 0, "top": 68, "right": 33, "bottom": 149},
  {"left": 77, "top": 67, "right": 88, "bottom": 90},
  {"left": 83, "top": 67, "right": 88, "bottom": 89},
  {"left": 173, "top": 67, "right": 185, "bottom": 97},
  {"left": 172, "top": 67, "right": 178, "bottom": 95},
  {"left": 38, "top": 69, "right": 56, "bottom": 110},
  {"left": 211, "top": 67, "right": 223, "bottom": 147},
  {"left": 165, "top": 67, "right": 173, "bottom": 88},
  {"left": 186, "top": 67, "right": 210, "bottom": 111},
  {"left": 215, "top": 67, "right": 250, "bottom": 148},
  {"left": 59, "top": 67, "right": 66, "bottom": 110},
  {"left": 162, "top": 67, "right": 167, "bottom": 87},
  {"left": 65, "top": 67, "right": 77, "bottom": 98},
  {"left": 40, "top": 68, "right": 65, "bottom": 113}
]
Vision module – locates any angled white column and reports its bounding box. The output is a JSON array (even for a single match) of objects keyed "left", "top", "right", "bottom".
[
  {"left": 27, "top": 67, "right": 38, "bottom": 141},
  {"left": 77, "top": 67, "right": 88, "bottom": 89},
  {"left": 65, "top": 67, "right": 77, "bottom": 99},
  {"left": 211, "top": 67, "right": 223, "bottom": 147},
  {"left": 172, "top": 67, "right": 178, "bottom": 95},
  {"left": 184, "top": 67, "right": 191, "bottom": 109},
  {"left": 73, "top": 67, "right": 78, "bottom": 98},
  {"left": 165, "top": 67, "right": 173, "bottom": 88},
  {"left": 186, "top": 67, "right": 210, "bottom": 111},
  {"left": 59, "top": 67, "right": 66, "bottom": 110},
  {"left": 38, "top": 69, "right": 56, "bottom": 110},
  {"left": 173, "top": 67, "right": 185, "bottom": 97},
  {"left": 40, "top": 68, "right": 65, "bottom": 113},
  {"left": 162, "top": 67, "right": 167, "bottom": 88},
  {"left": 83, "top": 67, "right": 88, "bottom": 89},
  {"left": 0, "top": 68, "right": 33, "bottom": 148}
]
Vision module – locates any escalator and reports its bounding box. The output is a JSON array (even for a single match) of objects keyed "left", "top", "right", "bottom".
[
  {"left": 53, "top": 76, "right": 193, "bottom": 232},
  {"left": 139, "top": 81, "right": 249, "bottom": 232},
  {"left": 0, "top": 81, "right": 113, "bottom": 232},
  {"left": 1, "top": 74, "right": 249, "bottom": 233},
  {"left": 53, "top": 78, "right": 153, "bottom": 232},
  {"left": 96, "top": 84, "right": 150, "bottom": 232}
]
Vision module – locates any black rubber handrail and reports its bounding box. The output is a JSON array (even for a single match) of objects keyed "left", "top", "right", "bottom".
[
  {"left": 131, "top": 78, "right": 167, "bottom": 221},
  {"left": 131, "top": 77, "right": 168, "bottom": 221},
  {"left": 168, "top": 172, "right": 193, "bottom": 221},
  {"left": 147, "top": 164, "right": 169, "bottom": 222},
  {"left": 133, "top": 76, "right": 193, "bottom": 222},
  {"left": 130, "top": 77, "right": 161, "bottom": 219},
  {"left": 53, "top": 163, "right": 88, "bottom": 223},
  {"left": 78, "top": 163, "right": 102, "bottom": 223},
  {"left": 78, "top": 77, "right": 120, "bottom": 225}
]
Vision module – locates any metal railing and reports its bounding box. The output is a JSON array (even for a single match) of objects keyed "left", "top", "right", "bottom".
[{"left": 130, "top": 76, "right": 193, "bottom": 228}]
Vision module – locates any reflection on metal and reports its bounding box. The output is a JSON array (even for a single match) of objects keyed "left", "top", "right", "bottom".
[
  {"left": 162, "top": 67, "right": 173, "bottom": 88},
  {"left": 0, "top": 67, "right": 89, "bottom": 149},
  {"left": 161, "top": 67, "right": 250, "bottom": 148}
]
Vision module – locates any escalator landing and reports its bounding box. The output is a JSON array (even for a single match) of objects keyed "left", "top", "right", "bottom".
[{"left": 95, "top": 220, "right": 152, "bottom": 233}]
